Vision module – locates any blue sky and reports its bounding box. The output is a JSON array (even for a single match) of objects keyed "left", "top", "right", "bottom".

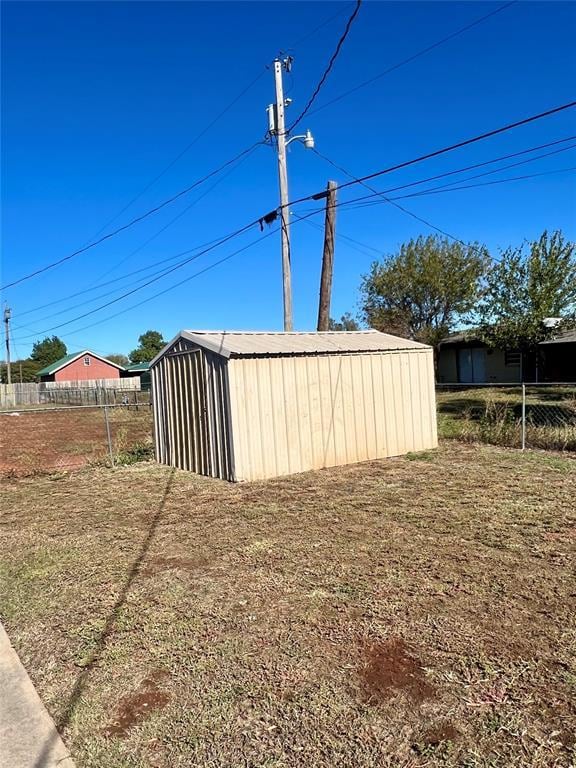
[{"left": 2, "top": 1, "right": 575, "bottom": 359}]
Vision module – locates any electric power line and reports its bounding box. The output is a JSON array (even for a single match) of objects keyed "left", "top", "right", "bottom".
[
  {"left": 11, "top": 217, "right": 264, "bottom": 341},
  {"left": 394, "top": 165, "right": 576, "bottom": 200},
  {"left": 22, "top": 134, "right": 574, "bottom": 321},
  {"left": 11, "top": 208, "right": 327, "bottom": 344},
  {"left": 74, "top": 69, "right": 268, "bottom": 244},
  {"left": 285, "top": 100, "right": 576, "bottom": 210},
  {"left": 12, "top": 103, "right": 576, "bottom": 336},
  {"left": 287, "top": 0, "right": 363, "bottom": 133},
  {"left": 313, "top": 139, "right": 576, "bottom": 210},
  {"left": 311, "top": 147, "right": 489, "bottom": 252},
  {"left": 334, "top": 165, "right": 576, "bottom": 214},
  {"left": 339, "top": 145, "right": 576, "bottom": 211},
  {"left": 307, "top": 1, "right": 517, "bottom": 118},
  {"left": 291, "top": 211, "right": 382, "bottom": 257},
  {"left": 1, "top": 141, "right": 266, "bottom": 292},
  {"left": 333, "top": 135, "right": 576, "bottom": 205},
  {"left": 288, "top": 3, "right": 358, "bottom": 49},
  {"left": 85, "top": 141, "right": 263, "bottom": 287}
]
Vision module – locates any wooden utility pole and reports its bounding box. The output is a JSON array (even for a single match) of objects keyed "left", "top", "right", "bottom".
[
  {"left": 3, "top": 305, "right": 11, "bottom": 384},
  {"left": 273, "top": 58, "right": 292, "bottom": 331},
  {"left": 317, "top": 181, "right": 337, "bottom": 331}
]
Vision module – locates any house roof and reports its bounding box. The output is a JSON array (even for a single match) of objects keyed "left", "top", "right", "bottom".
[
  {"left": 539, "top": 329, "right": 576, "bottom": 345},
  {"left": 438, "top": 331, "right": 479, "bottom": 346},
  {"left": 153, "top": 330, "right": 429, "bottom": 364},
  {"left": 125, "top": 362, "right": 150, "bottom": 371},
  {"left": 439, "top": 327, "right": 576, "bottom": 348},
  {"left": 36, "top": 350, "right": 126, "bottom": 377}
]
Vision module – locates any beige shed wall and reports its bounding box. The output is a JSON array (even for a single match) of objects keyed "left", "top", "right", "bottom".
[{"left": 227, "top": 349, "right": 437, "bottom": 481}]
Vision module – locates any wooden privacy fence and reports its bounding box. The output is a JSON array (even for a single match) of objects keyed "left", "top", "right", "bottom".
[{"left": 0, "top": 379, "right": 142, "bottom": 408}]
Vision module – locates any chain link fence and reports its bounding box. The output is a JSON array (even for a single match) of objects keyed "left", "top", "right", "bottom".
[
  {"left": 436, "top": 383, "right": 576, "bottom": 451},
  {"left": 0, "top": 403, "right": 153, "bottom": 477}
]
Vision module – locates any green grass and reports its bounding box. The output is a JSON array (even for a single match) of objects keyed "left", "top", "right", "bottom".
[
  {"left": 0, "top": 442, "right": 575, "bottom": 767},
  {"left": 437, "top": 386, "right": 576, "bottom": 450}
]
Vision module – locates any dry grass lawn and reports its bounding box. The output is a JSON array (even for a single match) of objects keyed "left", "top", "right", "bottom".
[{"left": 0, "top": 442, "right": 575, "bottom": 767}]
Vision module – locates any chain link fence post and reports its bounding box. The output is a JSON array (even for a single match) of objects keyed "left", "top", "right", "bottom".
[
  {"left": 521, "top": 383, "right": 526, "bottom": 450},
  {"left": 103, "top": 404, "right": 115, "bottom": 467}
]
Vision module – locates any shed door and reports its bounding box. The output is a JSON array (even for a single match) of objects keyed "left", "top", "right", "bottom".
[{"left": 165, "top": 351, "right": 211, "bottom": 474}]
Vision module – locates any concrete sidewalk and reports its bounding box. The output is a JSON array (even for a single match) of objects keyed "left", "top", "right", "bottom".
[{"left": 0, "top": 623, "right": 75, "bottom": 768}]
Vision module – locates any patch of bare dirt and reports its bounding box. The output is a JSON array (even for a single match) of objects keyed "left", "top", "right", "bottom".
[
  {"left": 358, "top": 638, "right": 435, "bottom": 705},
  {"left": 421, "top": 721, "right": 460, "bottom": 746},
  {"left": 0, "top": 409, "right": 151, "bottom": 477},
  {"left": 103, "top": 670, "right": 170, "bottom": 738}
]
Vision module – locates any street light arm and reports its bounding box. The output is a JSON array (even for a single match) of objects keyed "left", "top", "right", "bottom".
[{"left": 285, "top": 129, "right": 315, "bottom": 149}]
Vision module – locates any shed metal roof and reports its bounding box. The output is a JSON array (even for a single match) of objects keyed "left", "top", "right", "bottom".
[{"left": 154, "top": 330, "right": 428, "bottom": 362}]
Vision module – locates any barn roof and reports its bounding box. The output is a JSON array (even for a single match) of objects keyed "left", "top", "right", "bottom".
[
  {"left": 154, "top": 330, "right": 428, "bottom": 362},
  {"left": 36, "top": 350, "right": 125, "bottom": 376}
]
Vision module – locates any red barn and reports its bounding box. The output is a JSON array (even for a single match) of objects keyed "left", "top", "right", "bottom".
[{"left": 37, "top": 351, "right": 124, "bottom": 383}]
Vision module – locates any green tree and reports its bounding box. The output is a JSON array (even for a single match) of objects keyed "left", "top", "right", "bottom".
[
  {"left": 30, "top": 336, "right": 67, "bottom": 368},
  {"left": 107, "top": 353, "right": 129, "bottom": 367},
  {"left": 0, "top": 359, "right": 41, "bottom": 383},
  {"left": 129, "top": 330, "right": 166, "bottom": 363},
  {"left": 360, "top": 235, "right": 489, "bottom": 347},
  {"left": 478, "top": 230, "right": 576, "bottom": 351},
  {"left": 328, "top": 313, "right": 360, "bottom": 331}
]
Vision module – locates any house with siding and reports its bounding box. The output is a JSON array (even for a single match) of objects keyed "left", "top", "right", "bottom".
[
  {"left": 437, "top": 329, "right": 576, "bottom": 383},
  {"left": 36, "top": 350, "right": 124, "bottom": 383}
]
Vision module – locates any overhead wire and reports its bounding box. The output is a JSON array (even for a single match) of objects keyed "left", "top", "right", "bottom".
[
  {"left": 307, "top": 1, "right": 517, "bottom": 117},
  {"left": 69, "top": 68, "right": 268, "bottom": 244},
  {"left": 291, "top": 211, "right": 382, "bottom": 258},
  {"left": 84, "top": 141, "right": 263, "bottom": 286},
  {"left": 11, "top": 215, "right": 264, "bottom": 340},
  {"left": 11, "top": 207, "right": 327, "bottom": 343},
  {"left": 20, "top": 134, "right": 574, "bottom": 322},
  {"left": 394, "top": 165, "right": 576, "bottom": 200},
  {"left": 311, "top": 147, "right": 488, "bottom": 252},
  {"left": 331, "top": 166, "right": 576, "bottom": 215},
  {"left": 284, "top": 100, "right": 576, "bottom": 210},
  {"left": 332, "top": 134, "right": 576, "bottom": 205},
  {"left": 1, "top": 140, "right": 266, "bottom": 291},
  {"left": 287, "top": 0, "right": 363, "bottom": 133},
  {"left": 338, "top": 144, "right": 576, "bottom": 210},
  {"left": 11, "top": 103, "right": 576, "bottom": 338},
  {"left": 287, "top": 3, "right": 357, "bottom": 49}
]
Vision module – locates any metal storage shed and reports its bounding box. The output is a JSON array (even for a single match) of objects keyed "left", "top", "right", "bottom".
[{"left": 150, "top": 330, "right": 437, "bottom": 482}]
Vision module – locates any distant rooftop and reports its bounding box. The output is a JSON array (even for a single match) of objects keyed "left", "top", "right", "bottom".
[
  {"left": 37, "top": 350, "right": 126, "bottom": 376},
  {"left": 540, "top": 328, "right": 576, "bottom": 345}
]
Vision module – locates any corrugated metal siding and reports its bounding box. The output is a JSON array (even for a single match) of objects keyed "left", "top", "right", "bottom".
[
  {"left": 179, "top": 329, "right": 427, "bottom": 357},
  {"left": 227, "top": 349, "right": 437, "bottom": 481},
  {"left": 151, "top": 338, "right": 235, "bottom": 480}
]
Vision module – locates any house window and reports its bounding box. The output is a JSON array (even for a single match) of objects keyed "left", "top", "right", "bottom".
[
  {"left": 83, "top": 356, "right": 91, "bottom": 367},
  {"left": 505, "top": 350, "right": 521, "bottom": 367}
]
